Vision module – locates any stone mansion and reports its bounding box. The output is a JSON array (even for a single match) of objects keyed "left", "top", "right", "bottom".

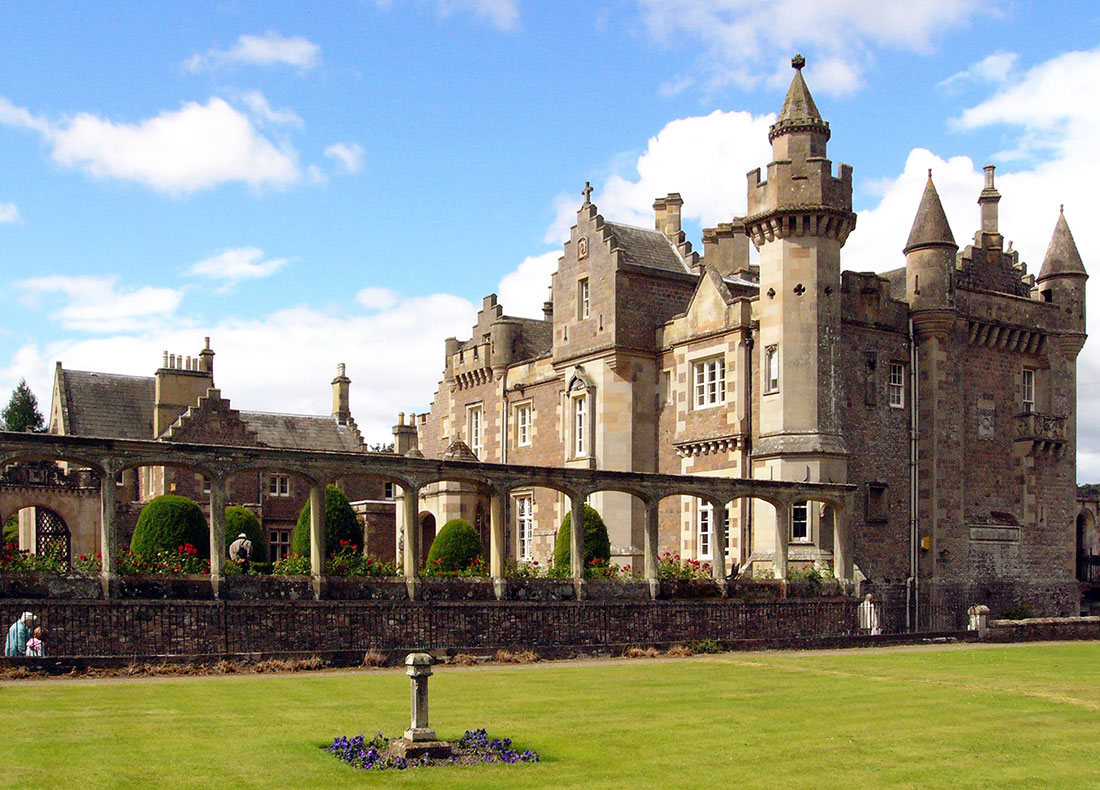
[{"left": 413, "top": 58, "right": 1088, "bottom": 611}]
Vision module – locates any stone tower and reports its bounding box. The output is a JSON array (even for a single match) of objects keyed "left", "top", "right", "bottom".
[{"left": 746, "top": 55, "right": 855, "bottom": 490}]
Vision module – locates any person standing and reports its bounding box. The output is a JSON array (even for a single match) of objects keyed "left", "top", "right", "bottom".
[
  {"left": 5, "top": 612, "right": 36, "bottom": 656},
  {"left": 858, "top": 594, "right": 881, "bottom": 635}
]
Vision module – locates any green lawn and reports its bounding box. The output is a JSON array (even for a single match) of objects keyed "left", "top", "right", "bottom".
[{"left": 2, "top": 642, "right": 1100, "bottom": 789}]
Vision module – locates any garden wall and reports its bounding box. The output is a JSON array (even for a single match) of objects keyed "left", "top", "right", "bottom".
[{"left": 0, "top": 597, "right": 863, "bottom": 661}]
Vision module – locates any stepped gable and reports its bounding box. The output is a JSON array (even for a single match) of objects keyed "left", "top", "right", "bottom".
[
  {"left": 57, "top": 368, "right": 154, "bottom": 439},
  {"left": 162, "top": 388, "right": 262, "bottom": 446},
  {"left": 238, "top": 410, "right": 363, "bottom": 451},
  {"left": 1038, "top": 208, "right": 1087, "bottom": 282},
  {"left": 603, "top": 221, "right": 691, "bottom": 274},
  {"left": 904, "top": 173, "right": 956, "bottom": 254}
]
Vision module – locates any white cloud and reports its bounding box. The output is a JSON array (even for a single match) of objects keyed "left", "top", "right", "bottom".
[
  {"left": 184, "top": 31, "right": 320, "bottom": 73},
  {"left": 0, "top": 202, "right": 20, "bottom": 224},
  {"left": 938, "top": 51, "right": 1018, "bottom": 90},
  {"left": 186, "top": 247, "right": 289, "bottom": 292},
  {"left": 237, "top": 91, "right": 304, "bottom": 127},
  {"left": 324, "top": 142, "right": 365, "bottom": 173},
  {"left": 496, "top": 252, "right": 559, "bottom": 319},
  {"left": 14, "top": 275, "right": 184, "bottom": 333},
  {"left": 3, "top": 292, "right": 477, "bottom": 445},
  {"left": 375, "top": 0, "right": 519, "bottom": 32},
  {"left": 0, "top": 95, "right": 302, "bottom": 195},
  {"left": 636, "top": 0, "right": 986, "bottom": 95},
  {"left": 356, "top": 286, "right": 400, "bottom": 310},
  {"left": 564, "top": 109, "right": 774, "bottom": 239}
]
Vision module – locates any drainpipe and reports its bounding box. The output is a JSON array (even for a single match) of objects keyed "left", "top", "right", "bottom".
[
  {"left": 500, "top": 368, "right": 509, "bottom": 465},
  {"left": 745, "top": 328, "right": 754, "bottom": 569},
  {"left": 907, "top": 318, "right": 919, "bottom": 631}
]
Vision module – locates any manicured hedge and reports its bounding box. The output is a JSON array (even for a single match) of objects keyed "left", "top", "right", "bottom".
[
  {"left": 131, "top": 495, "right": 209, "bottom": 558},
  {"left": 291, "top": 485, "right": 362, "bottom": 557},
  {"left": 553, "top": 504, "right": 610, "bottom": 572},
  {"left": 425, "top": 518, "right": 484, "bottom": 573}
]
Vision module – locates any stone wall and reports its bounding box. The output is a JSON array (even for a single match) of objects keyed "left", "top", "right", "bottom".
[{"left": 0, "top": 596, "right": 864, "bottom": 660}]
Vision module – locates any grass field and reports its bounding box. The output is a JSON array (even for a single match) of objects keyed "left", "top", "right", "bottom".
[{"left": 2, "top": 642, "right": 1099, "bottom": 789}]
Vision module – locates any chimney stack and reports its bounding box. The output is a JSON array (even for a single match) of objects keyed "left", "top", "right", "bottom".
[{"left": 332, "top": 363, "right": 351, "bottom": 425}]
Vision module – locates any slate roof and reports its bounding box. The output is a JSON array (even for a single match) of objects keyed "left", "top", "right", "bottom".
[
  {"left": 57, "top": 369, "right": 155, "bottom": 439},
  {"left": 513, "top": 316, "right": 553, "bottom": 360},
  {"left": 239, "top": 411, "right": 363, "bottom": 452},
  {"left": 904, "top": 175, "right": 956, "bottom": 254},
  {"left": 1038, "top": 209, "right": 1087, "bottom": 282},
  {"left": 604, "top": 221, "right": 690, "bottom": 274}
]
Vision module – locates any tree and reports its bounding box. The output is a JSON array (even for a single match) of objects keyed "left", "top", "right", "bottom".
[
  {"left": 1, "top": 379, "right": 44, "bottom": 433},
  {"left": 291, "top": 485, "right": 362, "bottom": 557}
]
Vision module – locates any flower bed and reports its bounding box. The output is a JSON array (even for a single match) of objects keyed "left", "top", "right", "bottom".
[{"left": 327, "top": 729, "right": 539, "bottom": 771}]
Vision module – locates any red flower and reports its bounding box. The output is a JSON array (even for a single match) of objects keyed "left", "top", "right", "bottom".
[{"left": 339, "top": 539, "right": 349, "bottom": 547}]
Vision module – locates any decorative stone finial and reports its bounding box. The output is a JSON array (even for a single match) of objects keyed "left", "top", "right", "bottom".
[
  {"left": 582, "top": 181, "right": 593, "bottom": 205},
  {"left": 928, "top": 168, "right": 933, "bottom": 180},
  {"left": 792, "top": 53, "right": 805, "bottom": 70},
  {"left": 1060, "top": 204, "right": 1064, "bottom": 214}
]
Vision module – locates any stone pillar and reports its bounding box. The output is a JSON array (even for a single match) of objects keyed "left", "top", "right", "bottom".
[
  {"left": 570, "top": 495, "right": 586, "bottom": 581},
  {"left": 99, "top": 469, "right": 119, "bottom": 599},
  {"left": 643, "top": 499, "right": 660, "bottom": 599},
  {"left": 404, "top": 653, "right": 436, "bottom": 741},
  {"left": 208, "top": 478, "right": 226, "bottom": 598},
  {"left": 832, "top": 504, "right": 853, "bottom": 582},
  {"left": 774, "top": 502, "right": 790, "bottom": 580},
  {"left": 710, "top": 498, "right": 727, "bottom": 582},
  {"left": 402, "top": 483, "right": 420, "bottom": 580},
  {"left": 309, "top": 484, "right": 326, "bottom": 578},
  {"left": 489, "top": 491, "right": 505, "bottom": 591}
]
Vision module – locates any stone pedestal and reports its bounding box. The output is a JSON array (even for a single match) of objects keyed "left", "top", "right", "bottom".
[
  {"left": 394, "top": 651, "right": 452, "bottom": 760},
  {"left": 388, "top": 738, "right": 455, "bottom": 760}
]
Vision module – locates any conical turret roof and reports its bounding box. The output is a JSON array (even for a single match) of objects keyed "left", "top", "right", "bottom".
[
  {"left": 1037, "top": 208, "right": 1086, "bottom": 281},
  {"left": 904, "top": 172, "right": 956, "bottom": 254},
  {"left": 768, "top": 55, "right": 830, "bottom": 142}
]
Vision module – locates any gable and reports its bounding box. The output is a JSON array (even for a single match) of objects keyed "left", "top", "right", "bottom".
[{"left": 162, "top": 388, "right": 262, "bottom": 446}]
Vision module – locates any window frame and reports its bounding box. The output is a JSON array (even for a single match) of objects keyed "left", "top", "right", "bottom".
[
  {"left": 693, "top": 356, "right": 726, "bottom": 409},
  {"left": 698, "top": 502, "right": 713, "bottom": 560},
  {"left": 764, "top": 345, "right": 779, "bottom": 394},
  {"left": 790, "top": 501, "right": 810, "bottom": 543},
  {"left": 514, "top": 402, "right": 532, "bottom": 447},
  {"left": 268, "top": 473, "right": 290, "bottom": 497},
  {"left": 466, "top": 403, "right": 483, "bottom": 458},
  {"left": 269, "top": 528, "right": 292, "bottom": 561},
  {"left": 572, "top": 394, "right": 588, "bottom": 458},
  {"left": 515, "top": 494, "right": 534, "bottom": 561},
  {"left": 1022, "top": 369, "right": 1035, "bottom": 413},
  {"left": 578, "top": 278, "right": 590, "bottom": 320},
  {"left": 887, "top": 362, "right": 905, "bottom": 409}
]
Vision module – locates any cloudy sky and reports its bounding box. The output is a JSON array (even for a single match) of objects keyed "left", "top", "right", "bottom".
[{"left": 2, "top": 2, "right": 1100, "bottom": 478}]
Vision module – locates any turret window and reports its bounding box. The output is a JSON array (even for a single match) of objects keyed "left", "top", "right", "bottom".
[
  {"left": 764, "top": 345, "right": 780, "bottom": 394},
  {"left": 1022, "top": 369, "right": 1035, "bottom": 413}
]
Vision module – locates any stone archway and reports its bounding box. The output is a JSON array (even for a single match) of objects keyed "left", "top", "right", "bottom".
[{"left": 1077, "top": 509, "right": 1097, "bottom": 582}]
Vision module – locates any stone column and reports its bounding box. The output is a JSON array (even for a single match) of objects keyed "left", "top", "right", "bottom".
[
  {"left": 404, "top": 653, "right": 436, "bottom": 741},
  {"left": 489, "top": 491, "right": 505, "bottom": 594},
  {"left": 832, "top": 504, "right": 853, "bottom": 582},
  {"left": 402, "top": 483, "right": 420, "bottom": 576},
  {"left": 208, "top": 477, "right": 226, "bottom": 598},
  {"left": 309, "top": 483, "right": 326, "bottom": 578},
  {"left": 710, "top": 498, "right": 727, "bottom": 582},
  {"left": 99, "top": 468, "right": 119, "bottom": 599},
  {"left": 570, "top": 494, "right": 586, "bottom": 581},
  {"left": 643, "top": 499, "right": 660, "bottom": 599},
  {"left": 774, "top": 502, "right": 790, "bottom": 580}
]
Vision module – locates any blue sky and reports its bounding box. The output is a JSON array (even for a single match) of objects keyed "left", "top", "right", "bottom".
[{"left": 3, "top": 1, "right": 1100, "bottom": 477}]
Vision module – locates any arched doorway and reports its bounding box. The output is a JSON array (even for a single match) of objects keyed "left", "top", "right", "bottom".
[
  {"left": 1077, "top": 510, "right": 1097, "bottom": 583},
  {"left": 419, "top": 512, "right": 437, "bottom": 558}
]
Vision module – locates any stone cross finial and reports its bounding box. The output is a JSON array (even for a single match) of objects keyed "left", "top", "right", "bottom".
[
  {"left": 792, "top": 53, "right": 805, "bottom": 70},
  {"left": 404, "top": 653, "right": 437, "bottom": 742},
  {"left": 582, "top": 181, "right": 593, "bottom": 205}
]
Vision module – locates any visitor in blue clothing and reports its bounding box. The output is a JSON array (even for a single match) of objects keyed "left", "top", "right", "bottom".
[{"left": 4, "top": 612, "right": 36, "bottom": 656}]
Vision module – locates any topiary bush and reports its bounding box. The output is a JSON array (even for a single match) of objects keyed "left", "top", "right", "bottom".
[
  {"left": 224, "top": 506, "right": 267, "bottom": 564},
  {"left": 130, "top": 494, "right": 209, "bottom": 559},
  {"left": 2, "top": 512, "right": 18, "bottom": 548},
  {"left": 553, "top": 504, "right": 611, "bottom": 573},
  {"left": 424, "top": 518, "right": 484, "bottom": 574},
  {"left": 291, "top": 485, "right": 362, "bottom": 558}
]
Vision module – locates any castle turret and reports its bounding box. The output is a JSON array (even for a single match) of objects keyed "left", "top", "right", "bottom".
[
  {"left": 745, "top": 55, "right": 854, "bottom": 471},
  {"left": 1037, "top": 207, "right": 1088, "bottom": 354},
  {"left": 904, "top": 171, "right": 957, "bottom": 336}
]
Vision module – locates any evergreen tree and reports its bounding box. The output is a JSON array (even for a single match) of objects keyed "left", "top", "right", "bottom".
[{"left": 1, "top": 379, "right": 44, "bottom": 432}]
